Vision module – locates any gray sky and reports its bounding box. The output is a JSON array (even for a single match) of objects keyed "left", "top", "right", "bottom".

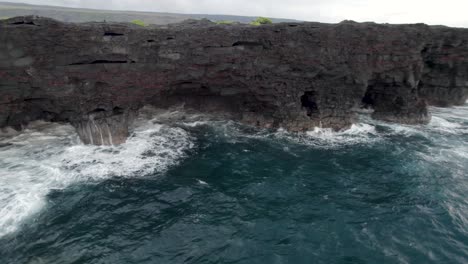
[{"left": 7, "top": 0, "right": 468, "bottom": 27}]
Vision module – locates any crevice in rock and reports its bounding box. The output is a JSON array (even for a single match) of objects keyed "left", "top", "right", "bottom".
[
  {"left": 91, "top": 108, "right": 106, "bottom": 112},
  {"left": 113, "top": 107, "right": 124, "bottom": 115},
  {"left": 69, "top": 60, "right": 136, "bottom": 65},
  {"left": 421, "top": 45, "right": 430, "bottom": 55},
  {"left": 301, "top": 91, "right": 320, "bottom": 117},
  {"left": 104, "top": 32, "right": 124, "bottom": 36},
  {"left": 88, "top": 108, "right": 106, "bottom": 115},
  {"left": 53, "top": 110, "right": 76, "bottom": 122},
  {"left": 23, "top": 98, "right": 49, "bottom": 102},
  {"left": 232, "top": 41, "right": 263, "bottom": 47},
  {"left": 10, "top": 21, "right": 37, "bottom": 26},
  {"left": 361, "top": 86, "right": 377, "bottom": 109},
  {"left": 417, "top": 80, "right": 425, "bottom": 92}
]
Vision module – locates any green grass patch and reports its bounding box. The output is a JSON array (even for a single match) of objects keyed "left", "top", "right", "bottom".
[
  {"left": 250, "top": 17, "right": 272, "bottom": 26},
  {"left": 216, "top": 20, "right": 234, "bottom": 25},
  {"left": 131, "top": 19, "right": 147, "bottom": 26}
]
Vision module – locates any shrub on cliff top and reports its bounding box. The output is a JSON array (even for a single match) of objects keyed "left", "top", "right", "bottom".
[
  {"left": 216, "top": 20, "right": 234, "bottom": 25},
  {"left": 131, "top": 19, "right": 147, "bottom": 27},
  {"left": 250, "top": 17, "right": 273, "bottom": 26}
]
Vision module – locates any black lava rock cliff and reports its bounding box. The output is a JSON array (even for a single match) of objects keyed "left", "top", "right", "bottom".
[{"left": 1, "top": 16, "right": 467, "bottom": 144}]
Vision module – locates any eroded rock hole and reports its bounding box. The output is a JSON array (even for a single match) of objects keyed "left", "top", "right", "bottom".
[
  {"left": 421, "top": 46, "right": 429, "bottom": 55},
  {"left": 417, "top": 81, "right": 425, "bottom": 92},
  {"left": 301, "top": 91, "right": 319, "bottom": 117},
  {"left": 361, "top": 86, "right": 377, "bottom": 109},
  {"left": 104, "top": 32, "right": 124, "bottom": 36},
  {"left": 69, "top": 60, "right": 135, "bottom": 65},
  {"left": 88, "top": 108, "right": 106, "bottom": 114},
  {"left": 11, "top": 21, "right": 36, "bottom": 25},
  {"left": 113, "top": 107, "right": 124, "bottom": 115},
  {"left": 232, "top": 41, "right": 263, "bottom": 47},
  {"left": 87, "top": 108, "right": 108, "bottom": 120}
]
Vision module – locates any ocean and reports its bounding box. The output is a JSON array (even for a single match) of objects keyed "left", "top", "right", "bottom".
[{"left": 0, "top": 104, "right": 467, "bottom": 263}]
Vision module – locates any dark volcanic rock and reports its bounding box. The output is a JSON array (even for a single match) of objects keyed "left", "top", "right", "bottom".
[
  {"left": 73, "top": 108, "right": 132, "bottom": 145},
  {"left": 1, "top": 16, "right": 467, "bottom": 145},
  {"left": 419, "top": 31, "right": 468, "bottom": 106}
]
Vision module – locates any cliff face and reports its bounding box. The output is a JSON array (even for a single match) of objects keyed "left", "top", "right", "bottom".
[{"left": 1, "top": 16, "right": 467, "bottom": 145}]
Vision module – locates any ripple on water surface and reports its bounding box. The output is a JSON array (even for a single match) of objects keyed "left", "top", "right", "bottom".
[
  {"left": 0, "top": 119, "right": 193, "bottom": 237},
  {"left": 0, "top": 105, "right": 467, "bottom": 263}
]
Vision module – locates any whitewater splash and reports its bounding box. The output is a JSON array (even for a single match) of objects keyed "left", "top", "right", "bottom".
[
  {"left": 0, "top": 118, "right": 193, "bottom": 237},
  {"left": 296, "top": 105, "right": 467, "bottom": 147},
  {"left": 0, "top": 104, "right": 467, "bottom": 238},
  {"left": 178, "top": 104, "right": 468, "bottom": 149}
]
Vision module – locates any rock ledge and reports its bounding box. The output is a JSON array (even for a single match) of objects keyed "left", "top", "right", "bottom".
[{"left": 1, "top": 16, "right": 467, "bottom": 144}]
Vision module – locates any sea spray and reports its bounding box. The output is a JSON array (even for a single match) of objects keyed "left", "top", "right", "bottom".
[
  {"left": 0, "top": 119, "right": 194, "bottom": 237},
  {"left": 0, "top": 105, "right": 467, "bottom": 263}
]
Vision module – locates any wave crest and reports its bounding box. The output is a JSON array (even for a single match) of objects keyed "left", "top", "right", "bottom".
[{"left": 0, "top": 119, "right": 193, "bottom": 237}]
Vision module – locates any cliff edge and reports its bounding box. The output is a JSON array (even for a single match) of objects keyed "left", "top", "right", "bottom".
[{"left": 1, "top": 16, "right": 467, "bottom": 144}]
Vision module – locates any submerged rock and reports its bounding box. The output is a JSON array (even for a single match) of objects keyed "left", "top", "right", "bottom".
[{"left": 0, "top": 16, "right": 467, "bottom": 145}]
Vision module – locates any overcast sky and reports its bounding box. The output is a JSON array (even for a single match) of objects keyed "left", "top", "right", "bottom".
[{"left": 7, "top": 0, "right": 468, "bottom": 27}]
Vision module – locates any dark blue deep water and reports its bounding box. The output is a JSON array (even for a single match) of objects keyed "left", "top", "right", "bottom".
[{"left": 0, "top": 105, "right": 467, "bottom": 264}]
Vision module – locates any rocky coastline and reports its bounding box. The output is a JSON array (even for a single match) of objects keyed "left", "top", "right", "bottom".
[{"left": 1, "top": 16, "right": 467, "bottom": 145}]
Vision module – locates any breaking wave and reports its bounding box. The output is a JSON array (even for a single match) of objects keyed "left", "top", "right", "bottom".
[
  {"left": 0, "top": 103, "right": 467, "bottom": 239},
  {"left": 177, "top": 104, "right": 468, "bottom": 150},
  {"left": 0, "top": 118, "right": 193, "bottom": 237}
]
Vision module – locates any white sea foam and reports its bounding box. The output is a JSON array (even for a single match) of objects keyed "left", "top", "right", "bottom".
[
  {"left": 0, "top": 119, "right": 193, "bottom": 237},
  {"left": 181, "top": 120, "right": 212, "bottom": 128},
  {"left": 265, "top": 104, "right": 468, "bottom": 148},
  {"left": 431, "top": 105, "right": 468, "bottom": 121},
  {"left": 197, "top": 179, "right": 209, "bottom": 185},
  {"left": 303, "top": 123, "right": 379, "bottom": 145},
  {"left": 420, "top": 145, "right": 468, "bottom": 165},
  {"left": 430, "top": 116, "right": 461, "bottom": 128},
  {"left": 413, "top": 105, "right": 468, "bottom": 171},
  {"left": 427, "top": 116, "right": 464, "bottom": 135},
  {"left": 308, "top": 123, "right": 377, "bottom": 137},
  {"left": 267, "top": 123, "right": 380, "bottom": 148},
  {"left": 428, "top": 106, "right": 468, "bottom": 135},
  {"left": 1, "top": 104, "right": 467, "bottom": 237},
  {"left": 203, "top": 118, "right": 388, "bottom": 148}
]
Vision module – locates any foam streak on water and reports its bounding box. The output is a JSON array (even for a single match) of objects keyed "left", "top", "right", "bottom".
[
  {"left": 0, "top": 119, "right": 193, "bottom": 237},
  {"left": 0, "top": 104, "right": 467, "bottom": 263}
]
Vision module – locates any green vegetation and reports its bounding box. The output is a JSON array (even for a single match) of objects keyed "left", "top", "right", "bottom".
[
  {"left": 216, "top": 20, "right": 234, "bottom": 25},
  {"left": 131, "top": 19, "right": 147, "bottom": 26},
  {"left": 0, "top": 3, "right": 298, "bottom": 25},
  {"left": 250, "top": 17, "right": 273, "bottom": 26},
  {"left": 0, "top": 16, "right": 10, "bottom": 20}
]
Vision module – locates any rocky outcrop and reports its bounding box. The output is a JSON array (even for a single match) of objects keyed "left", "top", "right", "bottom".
[
  {"left": 419, "top": 34, "right": 468, "bottom": 106},
  {"left": 1, "top": 16, "right": 467, "bottom": 145}
]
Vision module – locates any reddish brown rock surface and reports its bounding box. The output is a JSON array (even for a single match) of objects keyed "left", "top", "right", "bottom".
[{"left": 1, "top": 16, "right": 467, "bottom": 144}]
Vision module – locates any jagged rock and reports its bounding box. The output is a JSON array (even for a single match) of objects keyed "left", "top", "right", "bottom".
[
  {"left": 419, "top": 38, "right": 468, "bottom": 106},
  {"left": 0, "top": 16, "right": 467, "bottom": 145}
]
